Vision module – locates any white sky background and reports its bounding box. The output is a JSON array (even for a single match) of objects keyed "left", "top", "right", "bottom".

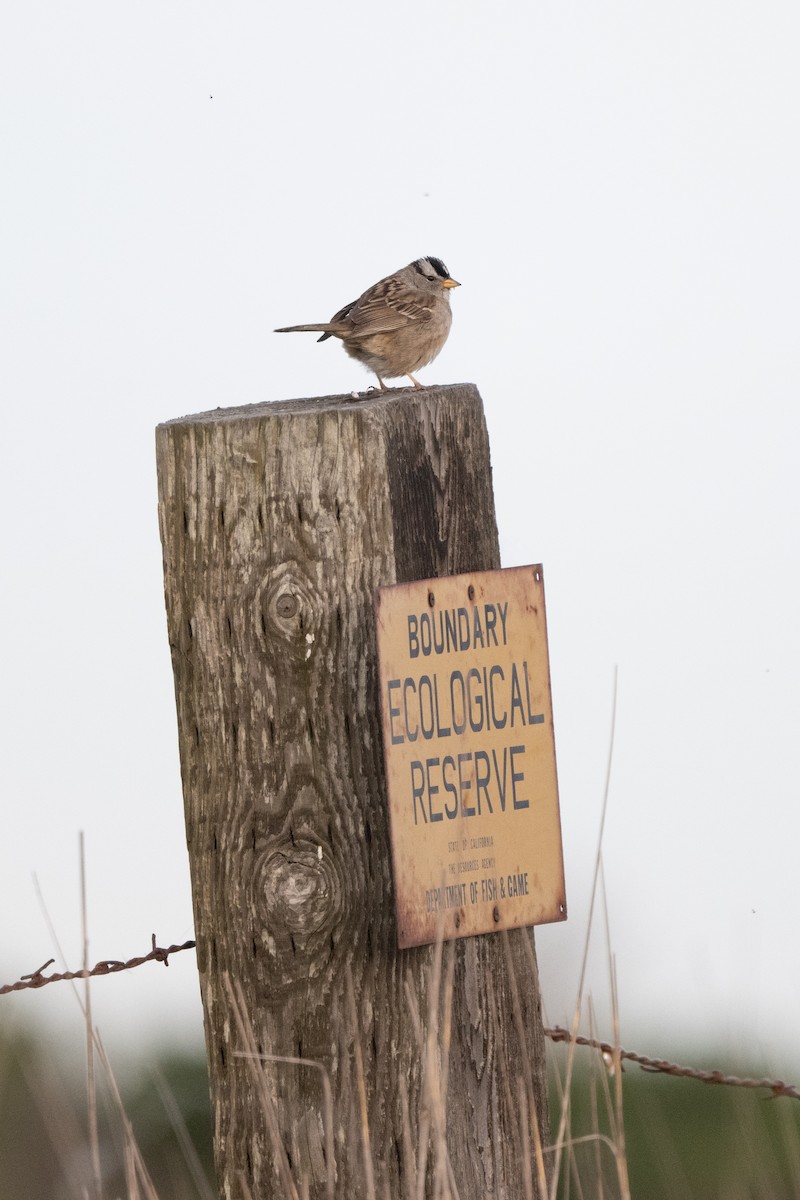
[{"left": 2, "top": 2, "right": 799, "bottom": 1079}]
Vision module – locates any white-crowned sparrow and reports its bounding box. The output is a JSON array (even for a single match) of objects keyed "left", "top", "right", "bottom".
[{"left": 275, "top": 256, "right": 460, "bottom": 390}]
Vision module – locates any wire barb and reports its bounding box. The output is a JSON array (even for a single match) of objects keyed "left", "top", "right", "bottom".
[{"left": 20, "top": 958, "right": 56, "bottom": 980}]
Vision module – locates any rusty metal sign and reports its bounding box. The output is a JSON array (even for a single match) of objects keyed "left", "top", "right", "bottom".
[{"left": 375, "top": 565, "right": 567, "bottom": 948}]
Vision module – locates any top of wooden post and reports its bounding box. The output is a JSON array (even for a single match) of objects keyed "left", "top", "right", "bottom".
[{"left": 156, "top": 381, "right": 481, "bottom": 429}]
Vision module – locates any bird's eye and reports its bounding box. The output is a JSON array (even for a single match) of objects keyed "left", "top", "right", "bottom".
[{"left": 426, "top": 274, "right": 436, "bottom": 281}]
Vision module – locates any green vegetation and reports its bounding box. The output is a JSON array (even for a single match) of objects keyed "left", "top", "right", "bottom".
[
  {"left": 0, "top": 1027, "right": 213, "bottom": 1200},
  {"left": 550, "top": 1048, "right": 800, "bottom": 1199},
  {"left": 2, "top": 1021, "right": 799, "bottom": 1198}
]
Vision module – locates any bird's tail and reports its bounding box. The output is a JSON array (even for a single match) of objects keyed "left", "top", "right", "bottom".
[{"left": 274, "top": 322, "right": 335, "bottom": 343}]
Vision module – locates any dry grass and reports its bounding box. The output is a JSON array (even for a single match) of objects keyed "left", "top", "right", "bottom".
[
  {"left": 6, "top": 677, "right": 800, "bottom": 1198},
  {"left": 5, "top": 879, "right": 800, "bottom": 1199}
]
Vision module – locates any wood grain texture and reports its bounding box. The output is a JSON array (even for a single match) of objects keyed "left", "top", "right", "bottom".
[{"left": 156, "top": 384, "right": 550, "bottom": 1199}]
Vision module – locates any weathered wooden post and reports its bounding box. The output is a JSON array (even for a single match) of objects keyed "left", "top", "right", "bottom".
[{"left": 156, "top": 384, "right": 551, "bottom": 1199}]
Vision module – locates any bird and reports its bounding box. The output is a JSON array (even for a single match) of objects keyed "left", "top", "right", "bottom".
[{"left": 274, "top": 256, "right": 460, "bottom": 390}]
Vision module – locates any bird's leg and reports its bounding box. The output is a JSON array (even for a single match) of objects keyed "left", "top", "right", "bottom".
[
  {"left": 376, "top": 375, "right": 388, "bottom": 391},
  {"left": 407, "top": 373, "right": 423, "bottom": 389}
]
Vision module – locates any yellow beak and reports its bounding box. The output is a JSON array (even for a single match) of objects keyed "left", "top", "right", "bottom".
[{"left": 442, "top": 277, "right": 460, "bottom": 289}]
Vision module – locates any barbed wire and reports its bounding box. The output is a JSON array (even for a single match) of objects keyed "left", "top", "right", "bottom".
[
  {"left": 0, "top": 935, "right": 196, "bottom": 995},
  {"left": 2, "top": 942, "right": 797, "bottom": 1103},
  {"left": 545, "top": 1025, "right": 800, "bottom": 1101}
]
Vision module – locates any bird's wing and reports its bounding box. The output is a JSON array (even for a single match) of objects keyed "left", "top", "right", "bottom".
[{"left": 343, "top": 277, "right": 434, "bottom": 338}]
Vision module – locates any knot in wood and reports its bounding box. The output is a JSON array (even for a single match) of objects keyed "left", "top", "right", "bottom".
[
  {"left": 251, "top": 561, "right": 322, "bottom": 665},
  {"left": 275, "top": 592, "right": 299, "bottom": 619},
  {"left": 261, "top": 847, "right": 332, "bottom": 936}
]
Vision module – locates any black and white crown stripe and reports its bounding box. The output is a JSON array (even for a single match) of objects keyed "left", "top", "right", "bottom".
[{"left": 413, "top": 257, "right": 452, "bottom": 281}]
